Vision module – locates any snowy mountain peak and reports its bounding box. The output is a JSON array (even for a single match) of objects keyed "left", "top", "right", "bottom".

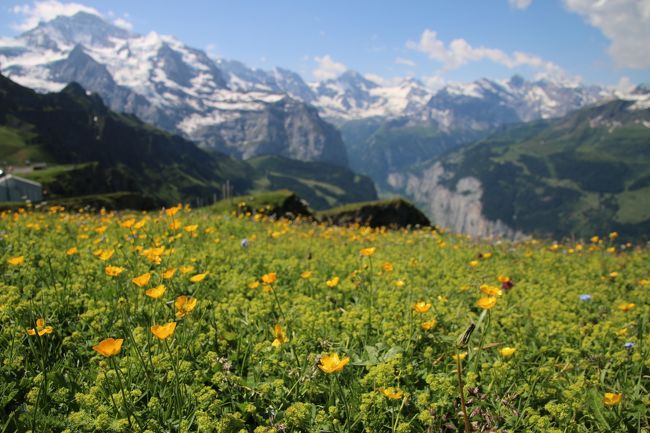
[
  {"left": 421, "top": 75, "right": 612, "bottom": 131},
  {"left": 0, "top": 12, "right": 349, "bottom": 166},
  {"left": 21, "top": 12, "right": 131, "bottom": 50}
]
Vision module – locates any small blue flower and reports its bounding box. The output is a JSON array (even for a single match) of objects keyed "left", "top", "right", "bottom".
[
  {"left": 579, "top": 294, "right": 592, "bottom": 301},
  {"left": 624, "top": 342, "right": 635, "bottom": 349},
  {"left": 240, "top": 238, "right": 249, "bottom": 248}
]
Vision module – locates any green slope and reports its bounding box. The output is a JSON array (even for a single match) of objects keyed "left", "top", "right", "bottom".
[
  {"left": 247, "top": 155, "right": 377, "bottom": 210},
  {"left": 0, "top": 74, "right": 377, "bottom": 209},
  {"left": 436, "top": 99, "right": 650, "bottom": 239}
]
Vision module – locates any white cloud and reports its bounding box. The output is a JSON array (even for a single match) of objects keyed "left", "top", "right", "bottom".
[
  {"left": 509, "top": 0, "right": 533, "bottom": 9},
  {"left": 395, "top": 56, "right": 416, "bottom": 67},
  {"left": 406, "top": 29, "right": 566, "bottom": 79},
  {"left": 363, "top": 73, "right": 386, "bottom": 85},
  {"left": 11, "top": 0, "right": 101, "bottom": 31},
  {"left": 205, "top": 43, "right": 219, "bottom": 59},
  {"left": 112, "top": 17, "right": 132, "bottom": 31},
  {"left": 615, "top": 75, "right": 635, "bottom": 92},
  {"left": 313, "top": 55, "right": 346, "bottom": 80},
  {"left": 422, "top": 75, "right": 446, "bottom": 91},
  {"left": 563, "top": 0, "right": 650, "bottom": 69}
]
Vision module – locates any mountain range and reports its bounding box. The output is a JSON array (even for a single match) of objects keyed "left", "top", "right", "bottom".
[
  {"left": 0, "top": 12, "right": 617, "bottom": 147},
  {"left": 397, "top": 91, "right": 650, "bottom": 239},
  {"left": 2, "top": 11, "right": 649, "bottom": 239},
  {"left": 0, "top": 73, "right": 377, "bottom": 209}
]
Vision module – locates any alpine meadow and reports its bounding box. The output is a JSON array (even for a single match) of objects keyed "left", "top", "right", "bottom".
[{"left": 1, "top": 1, "right": 649, "bottom": 432}]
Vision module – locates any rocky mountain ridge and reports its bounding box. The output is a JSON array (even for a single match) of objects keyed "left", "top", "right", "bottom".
[{"left": 0, "top": 12, "right": 348, "bottom": 166}]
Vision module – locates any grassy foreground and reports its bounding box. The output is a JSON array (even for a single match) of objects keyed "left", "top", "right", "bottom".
[{"left": 0, "top": 206, "right": 648, "bottom": 433}]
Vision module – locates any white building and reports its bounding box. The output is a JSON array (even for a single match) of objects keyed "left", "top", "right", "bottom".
[{"left": 0, "top": 174, "right": 43, "bottom": 202}]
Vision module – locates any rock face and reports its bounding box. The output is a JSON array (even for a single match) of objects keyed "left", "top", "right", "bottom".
[
  {"left": 393, "top": 162, "right": 526, "bottom": 239},
  {"left": 188, "top": 97, "right": 347, "bottom": 166},
  {"left": 0, "top": 12, "right": 348, "bottom": 166},
  {"left": 319, "top": 198, "right": 431, "bottom": 228}
]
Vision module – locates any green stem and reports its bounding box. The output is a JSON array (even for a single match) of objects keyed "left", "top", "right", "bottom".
[
  {"left": 334, "top": 374, "right": 351, "bottom": 428},
  {"left": 456, "top": 356, "right": 471, "bottom": 433},
  {"left": 164, "top": 339, "right": 183, "bottom": 421},
  {"left": 472, "top": 310, "right": 490, "bottom": 375},
  {"left": 110, "top": 357, "right": 136, "bottom": 430}
]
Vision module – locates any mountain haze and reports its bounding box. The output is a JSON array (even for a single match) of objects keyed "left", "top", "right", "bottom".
[{"left": 395, "top": 93, "right": 650, "bottom": 239}]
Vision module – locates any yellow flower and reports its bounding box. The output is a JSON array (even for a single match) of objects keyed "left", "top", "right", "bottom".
[
  {"left": 163, "top": 268, "right": 177, "bottom": 279},
  {"left": 93, "top": 338, "right": 124, "bottom": 357},
  {"left": 615, "top": 327, "right": 628, "bottom": 337},
  {"left": 381, "top": 387, "right": 404, "bottom": 399},
  {"left": 326, "top": 276, "right": 339, "bottom": 287},
  {"left": 249, "top": 281, "right": 260, "bottom": 289},
  {"left": 609, "top": 271, "right": 619, "bottom": 279},
  {"left": 413, "top": 301, "right": 432, "bottom": 313},
  {"left": 618, "top": 303, "right": 636, "bottom": 312},
  {"left": 184, "top": 224, "right": 198, "bottom": 233},
  {"left": 498, "top": 275, "right": 513, "bottom": 285},
  {"left": 151, "top": 322, "right": 177, "bottom": 340},
  {"left": 476, "top": 297, "right": 497, "bottom": 310},
  {"left": 609, "top": 231, "right": 618, "bottom": 240},
  {"left": 591, "top": 235, "right": 600, "bottom": 243},
  {"left": 603, "top": 393, "right": 622, "bottom": 406},
  {"left": 66, "top": 247, "right": 78, "bottom": 256},
  {"left": 421, "top": 319, "right": 437, "bottom": 330},
  {"left": 165, "top": 205, "right": 181, "bottom": 217},
  {"left": 145, "top": 284, "right": 166, "bottom": 299},
  {"left": 120, "top": 218, "right": 136, "bottom": 228},
  {"left": 480, "top": 284, "right": 502, "bottom": 297},
  {"left": 179, "top": 265, "right": 195, "bottom": 274},
  {"left": 261, "top": 272, "right": 277, "bottom": 284},
  {"left": 639, "top": 279, "right": 650, "bottom": 286},
  {"left": 169, "top": 220, "right": 182, "bottom": 231},
  {"left": 141, "top": 247, "right": 165, "bottom": 264},
  {"left": 382, "top": 262, "right": 393, "bottom": 272},
  {"left": 132, "top": 272, "right": 152, "bottom": 287},
  {"left": 271, "top": 324, "right": 288, "bottom": 347},
  {"left": 175, "top": 295, "right": 197, "bottom": 318},
  {"left": 27, "top": 318, "right": 54, "bottom": 336},
  {"left": 190, "top": 272, "right": 208, "bottom": 283},
  {"left": 469, "top": 260, "right": 479, "bottom": 268},
  {"left": 7, "top": 256, "right": 25, "bottom": 266},
  {"left": 451, "top": 352, "right": 467, "bottom": 361},
  {"left": 499, "top": 347, "right": 517, "bottom": 357},
  {"left": 360, "top": 247, "right": 376, "bottom": 257},
  {"left": 394, "top": 279, "right": 405, "bottom": 288},
  {"left": 105, "top": 265, "right": 125, "bottom": 277},
  {"left": 481, "top": 252, "right": 492, "bottom": 259},
  {"left": 98, "top": 249, "right": 114, "bottom": 261},
  {"left": 300, "top": 271, "right": 312, "bottom": 279},
  {"left": 318, "top": 353, "right": 349, "bottom": 373}
]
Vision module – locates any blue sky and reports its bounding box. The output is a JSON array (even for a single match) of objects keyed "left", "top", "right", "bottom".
[{"left": 1, "top": 0, "right": 649, "bottom": 88}]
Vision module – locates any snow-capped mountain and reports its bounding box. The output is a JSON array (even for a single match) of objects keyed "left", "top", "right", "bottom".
[
  {"left": 0, "top": 10, "right": 629, "bottom": 170},
  {"left": 0, "top": 12, "right": 348, "bottom": 166},
  {"left": 215, "top": 63, "right": 433, "bottom": 120},
  {"left": 308, "top": 71, "right": 432, "bottom": 121},
  {"left": 419, "top": 75, "right": 611, "bottom": 132}
]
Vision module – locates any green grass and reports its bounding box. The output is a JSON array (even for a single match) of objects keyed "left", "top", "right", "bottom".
[
  {"left": 0, "top": 209, "right": 647, "bottom": 432},
  {"left": 208, "top": 189, "right": 302, "bottom": 214}
]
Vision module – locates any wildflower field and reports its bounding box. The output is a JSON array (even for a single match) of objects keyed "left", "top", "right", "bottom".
[{"left": 1, "top": 206, "right": 648, "bottom": 433}]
